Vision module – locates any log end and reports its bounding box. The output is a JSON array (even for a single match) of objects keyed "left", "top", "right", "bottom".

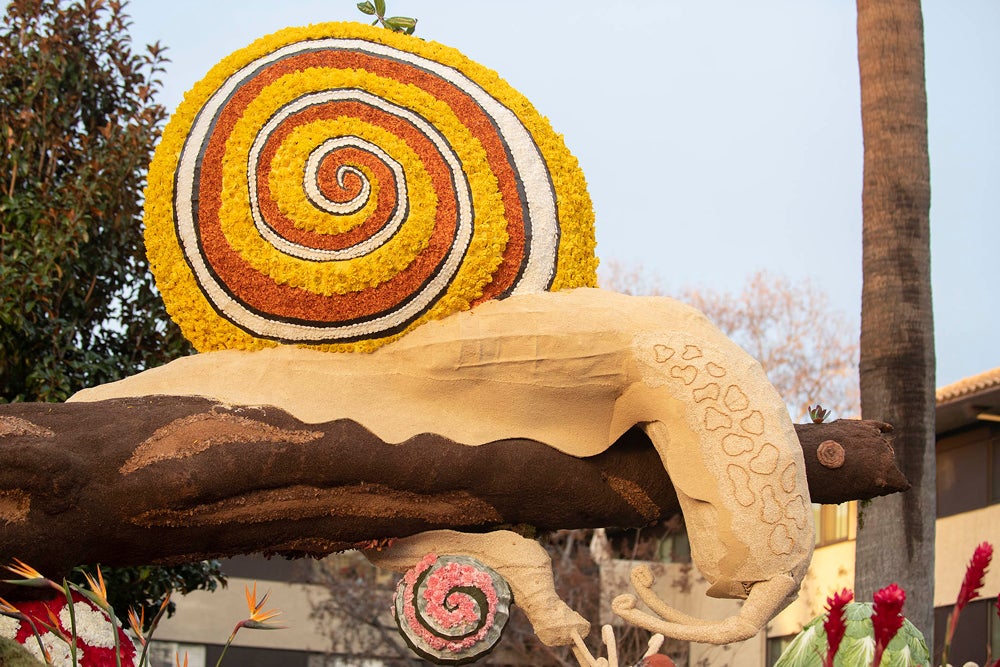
[{"left": 795, "top": 419, "right": 909, "bottom": 505}]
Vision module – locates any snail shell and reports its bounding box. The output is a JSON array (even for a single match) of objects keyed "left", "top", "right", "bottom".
[
  {"left": 145, "top": 23, "right": 596, "bottom": 352},
  {"left": 393, "top": 554, "right": 512, "bottom": 664}
]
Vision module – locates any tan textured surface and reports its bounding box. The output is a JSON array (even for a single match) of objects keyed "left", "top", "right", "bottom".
[
  {"left": 122, "top": 412, "right": 323, "bottom": 473},
  {"left": 73, "top": 288, "right": 647, "bottom": 454},
  {"left": 0, "top": 489, "right": 29, "bottom": 525},
  {"left": 605, "top": 476, "right": 662, "bottom": 522},
  {"left": 0, "top": 416, "right": 54, "bottom": 438},
  {"left": 816, "top": 440, "right": 846, "bottom": 468},
  {"left": 131, "top": 484, "right": 502, "bottom": 528}
]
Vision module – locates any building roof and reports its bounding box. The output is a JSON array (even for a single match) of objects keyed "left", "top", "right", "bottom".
[
  {"left": 936, "top": 366, "right": 1000, "bottom": 434},
  {"left": 937, "top": 366, "right": 1000, "bottom": 405}
]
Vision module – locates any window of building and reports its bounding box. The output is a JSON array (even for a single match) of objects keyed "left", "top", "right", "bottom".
[
  {"left": 993, "top": 601, "right": 1000, "bottom": 663},
  {"left": 206, "top": 644, "right": 314, "bottom": 667},
  {"left": 992, "top": 437, "right": 1000, "bottom": 504},
  {"left": 656, "top": 529, "right": 692, "bottom": 564},
  {"left": 814, "top": 502, "right": 851, "bottom": 547},
  {"left": 765, "top": 634, "right": 796, "bottom": 666},
  {"left": 148, "top": 643, "right": 207, "bottom": 667},
  {"left": 309, "top": 657, "right": 391, "bottom": 667},
  {"left": 933, "top": 597, "right": 998, "bottom": 666},
  {"left": 937, "top": 424, "right": 1000, "bottom": 517},
  {"left": 938, "top": 437, "right": 990, "bottom": 517}
]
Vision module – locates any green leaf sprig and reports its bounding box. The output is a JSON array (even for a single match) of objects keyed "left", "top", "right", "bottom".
[{"left": 356, "top": 0, "right": 417, "bottom": 34}]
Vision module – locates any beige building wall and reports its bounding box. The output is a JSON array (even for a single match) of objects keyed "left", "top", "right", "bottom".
[
  {"left": 935, "top": 505, "right": 1000, "bottom": 608},
  {"left": 154, "top": 577, "right": 334, "bottom": 653}
]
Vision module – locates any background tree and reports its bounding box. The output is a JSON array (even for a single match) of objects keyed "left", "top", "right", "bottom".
[
  {"left": 601, "top": 263, "right": 861, "bottom": 421},
  {"left": 852, "top": 0, "right": 936, "bottom": 644},
  {"left": 0, "top": 0, "right": 187, "bottom": 402},
  {"left": 0, "top": 0, "right": 221, "bottom": 621}
]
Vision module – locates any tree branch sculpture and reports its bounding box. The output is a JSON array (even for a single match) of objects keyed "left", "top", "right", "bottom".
[{"left": 0, "top": 393, "right": 903, "bottom": 598}]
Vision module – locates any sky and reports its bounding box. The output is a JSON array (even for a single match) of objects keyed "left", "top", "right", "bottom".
[{"left": 126, "top": 0, "right": 999, "bottom": 388}]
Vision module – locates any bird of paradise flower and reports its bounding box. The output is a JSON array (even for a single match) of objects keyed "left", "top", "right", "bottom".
[{"left": 3, "top": 559, "right": 285, "bottom": 667}]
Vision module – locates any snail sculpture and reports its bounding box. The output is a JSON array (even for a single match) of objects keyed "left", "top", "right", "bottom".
[
  {"left": 9, "top": 21, "right": 829, "bottom": 665},
  {"left": 75, "top": 287, "right": 815, "bottom": 652}
]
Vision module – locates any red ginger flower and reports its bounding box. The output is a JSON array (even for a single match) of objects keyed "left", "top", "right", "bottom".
[
  {"left": 872, "top": 583, "right": 906, "bottom": 646},
  {"left": 822, "top": 588, "right": 853, "bottom": 667},
  {"left": 871, "top": 584, "right": 906, "bottom": 667},
  {"left": 942, "top": 543, "right": 994, "bottom": 667},
  {"left": 956, "top": 542, "right": 993, "bottom": 612}
]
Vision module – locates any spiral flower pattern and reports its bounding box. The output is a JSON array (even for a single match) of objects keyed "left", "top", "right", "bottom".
[
  {"left": 393, "top": 554, "right": 512, "bottom": 664},
  {"left": 145, "top": 22, "right": 597, "bottom": 352}
]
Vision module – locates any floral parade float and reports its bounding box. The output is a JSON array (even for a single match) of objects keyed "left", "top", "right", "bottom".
[{"left": 0, "top": 21, "right": 911, "bottom": 665}]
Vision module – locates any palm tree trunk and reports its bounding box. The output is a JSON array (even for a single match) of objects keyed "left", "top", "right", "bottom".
[{"left": 854, "top": 0, "right": 935, "bottom": 646}]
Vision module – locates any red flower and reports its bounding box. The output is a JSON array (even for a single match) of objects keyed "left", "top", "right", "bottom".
[
  {"left": 871, "top": 583, "right": 906, "bottom": 667},
  {"left": 4, "top": 591, "right": 138, "bottom": 666},
  {"left": 942, "top": 542, "right": 994, "bottom": 667},
  {"left": 637, "top": 656, "right": 677, "bottom": 667},
  {"left": 822, "top": 588, "right": 853, "bottom": 667},
  {"left": 956, "top": 542, "right": 993, "bottom": 612}
]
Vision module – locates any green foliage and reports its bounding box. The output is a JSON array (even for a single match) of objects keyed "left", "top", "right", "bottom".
[
  {"left": 356, "top": 0, "right": 417, "bottom": 34},
  {"left": 0, "top": 636, "right": 45, "bottom": 667},
  {"left": 0, "top": 0, "right": 222, "bottom": 620},
  {"left": 0, "top": 0, "right": 192, "bottom": 403},
  {"left": 775, "top": 602, "right": 929, "bottom": 667},
  {"left": 809, "top": 404, "right": 831, "bottom": 423},
  {"left": 73, "top": 561, "right": 227, "bottom": 629}
]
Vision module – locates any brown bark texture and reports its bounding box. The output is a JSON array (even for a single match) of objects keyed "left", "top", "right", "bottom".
[
  {"left": 855, "top": 0, "right": 936, "bottom": 641},
  {"left": 0, "top": 397, "right": 906, "bottom": 599}
]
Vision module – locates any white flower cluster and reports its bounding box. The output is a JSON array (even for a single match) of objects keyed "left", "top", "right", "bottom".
[
  {"left": 0, "top": 613, "right": 20, "bottom": 638},
  {"left": 60, "top": 602, "right": 115, "bottom": 648},
  {"left": 22, "top": 630, "right": 83, "bottom": 667}
]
